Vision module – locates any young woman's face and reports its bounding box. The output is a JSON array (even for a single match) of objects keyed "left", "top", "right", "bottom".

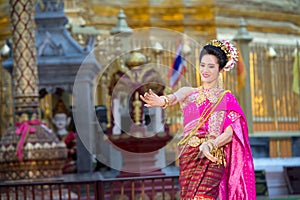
[{"left": 199, "top": 54, "right": 220, "bottom": 87}]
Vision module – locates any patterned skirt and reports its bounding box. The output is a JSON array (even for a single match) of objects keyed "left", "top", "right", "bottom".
[{"left": 179, "top": 144, "right": 225, "bottom": 200}]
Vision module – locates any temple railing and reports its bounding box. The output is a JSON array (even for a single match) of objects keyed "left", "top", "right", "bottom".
[{"left": 0, "top": 173, "right": 180, "bottom": 200}]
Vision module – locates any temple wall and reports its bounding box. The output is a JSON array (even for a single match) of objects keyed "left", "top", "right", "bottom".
[
  {"left": 214, "top": 0, "right": 300, "bottom": 44},
  {"left": 1, "top": 0, "right": 300, "bottom": 43}
]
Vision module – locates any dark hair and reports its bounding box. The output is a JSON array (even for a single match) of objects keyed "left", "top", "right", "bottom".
[{"left": 199, "top": 45, "right": 227, "bottom": 71}]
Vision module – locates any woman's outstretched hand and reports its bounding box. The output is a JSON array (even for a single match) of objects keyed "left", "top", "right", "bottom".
[{"left": 140, "top": 89, "right": 165, "bottom": 108}]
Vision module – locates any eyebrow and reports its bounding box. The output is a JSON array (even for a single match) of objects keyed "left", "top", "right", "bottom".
[{"left": 200, "top": 62, "right": 216, "bottom": 66}]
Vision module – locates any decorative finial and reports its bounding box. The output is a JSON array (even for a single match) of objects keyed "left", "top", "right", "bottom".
[
  {"left": 233, "top": 18, "right": 253, "bottom": 42},
  {"left": 133, "top": 92, "right": 142, "bottom": 125},
  {"left": 110, "top": 9, "right": 133, "bottom": 36},
  {"left": 152, "top": 41, "right": 164, "bottom": 55}
]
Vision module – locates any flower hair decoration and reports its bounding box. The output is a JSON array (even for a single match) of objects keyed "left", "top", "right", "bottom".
[{"left": 207, "top": 39, "right": 238, "bottom": 71}]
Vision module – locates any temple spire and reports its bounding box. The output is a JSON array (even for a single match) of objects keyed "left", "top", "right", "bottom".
[{"left": 10, "top": 0, "right": 39, "bottom": 117}]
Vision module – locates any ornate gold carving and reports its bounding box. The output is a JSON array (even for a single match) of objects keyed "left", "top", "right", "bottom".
[
  {"left": 138, "top": 66, "right": 152, "bottom": 83},
  {"left": 125, "top": 51, "right": 147, "bottom": 68},
  {"left": 0, "top": 125, "right": 67, "bottom": 180},
  {"left": 10, "top": 0, "right": 39, "bottom": 114},
  {"left": 133, "top": 92, "right": 141, "bottom": 125}
]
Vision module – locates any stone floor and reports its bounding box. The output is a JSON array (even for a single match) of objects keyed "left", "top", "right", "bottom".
[{"left": 254, "top": 157, "right": 300, "bottom": 197}]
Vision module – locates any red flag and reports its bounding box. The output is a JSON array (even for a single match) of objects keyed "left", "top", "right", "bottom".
[
  {"left": 237, "top": 51, "right": 246, "bottom": 91},
  {"left": 168, "top": 42, "right": 187, "bottom": 89}
]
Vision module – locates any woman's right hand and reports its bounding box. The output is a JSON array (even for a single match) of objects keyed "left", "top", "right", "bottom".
[
  {"left": 140, "top": 89, "right": 165, "bottom": 108},
  {"left": 198, "top": 142, "right": 218, "bottom": 163}
]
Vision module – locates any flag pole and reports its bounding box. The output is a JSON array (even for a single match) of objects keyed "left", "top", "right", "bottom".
[{"left": 297, "top": 41, "right": 300, "bottom": 129}]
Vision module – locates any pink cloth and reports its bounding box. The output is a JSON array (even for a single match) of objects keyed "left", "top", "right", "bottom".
[
  {"left": 180, "top": 89, "right": 256, "bottom": 199},
  {"left": 15, "top": 119, "right": 41, "bottom": 161}
]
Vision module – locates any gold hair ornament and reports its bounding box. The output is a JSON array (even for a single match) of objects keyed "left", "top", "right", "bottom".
[{"left": 207, "top": 39, "right": 238, "bottom": 71}]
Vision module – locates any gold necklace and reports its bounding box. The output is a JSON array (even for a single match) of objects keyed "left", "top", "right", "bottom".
[{"left": 197, "top": 86, "right": 221, "bottom": 104}]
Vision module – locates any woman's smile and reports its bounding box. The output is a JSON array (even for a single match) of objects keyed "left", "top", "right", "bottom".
[{"left": 201, "top": 73, "right": 210, "bottom": 78}]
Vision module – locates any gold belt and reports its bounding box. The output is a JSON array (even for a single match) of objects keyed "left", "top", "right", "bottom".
[
  {"left": 187, "top": 135, "right": 206, "bottom": 147},
  {"left": 187, "top": 135, "right": 226, "bottom": 166}
]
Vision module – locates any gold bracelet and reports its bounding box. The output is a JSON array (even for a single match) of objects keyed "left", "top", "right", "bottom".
[{"left": 161, "top": 96, "right": 170, "bottom": 109}]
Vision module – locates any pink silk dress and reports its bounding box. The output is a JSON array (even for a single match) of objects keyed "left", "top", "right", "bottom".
[{"left": 178, "top": 88, "right": 256, "bottom": 200}]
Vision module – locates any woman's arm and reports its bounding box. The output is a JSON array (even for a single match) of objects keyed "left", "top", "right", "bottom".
[
  {"left": 171, "top": 86, "right": 195, "bottom": 105},
  {"left": 214, "top": 125, "right": 233, "bottom": 147},
  {"left": 140, "top": 87, "right": 194, "bottom": 108}
]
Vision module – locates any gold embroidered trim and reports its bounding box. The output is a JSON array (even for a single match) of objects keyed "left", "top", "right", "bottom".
[
  {"left": 197, "top": 86, "right": 223, "bottom": 104},
  {"left": 178, "top": 90, "right": 229, "bottom": 146}
]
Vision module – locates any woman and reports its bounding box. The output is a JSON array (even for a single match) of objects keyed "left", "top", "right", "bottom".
[{"left": 140, "top": 39, "right": 256, "bottom": 200}]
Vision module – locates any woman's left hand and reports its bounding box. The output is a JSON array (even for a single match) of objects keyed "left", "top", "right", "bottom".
[
  {"left": 140, "top": 89, "right": 165, "bottom": 107},
  {"left": 198, "top": 142, "right": 218, "bottom": 163}
]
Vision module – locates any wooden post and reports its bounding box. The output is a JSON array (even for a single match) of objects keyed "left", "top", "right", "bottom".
[
  {"left": 267, "top": 46, "right": 278, "bottom": 131},
  {"left": 233, "top": 18, "right": 254, "bottom": 134}
]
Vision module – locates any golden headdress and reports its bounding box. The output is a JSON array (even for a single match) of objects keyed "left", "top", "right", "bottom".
[{"left": 207, "top": 39, "right": 238, "bottom": 71}]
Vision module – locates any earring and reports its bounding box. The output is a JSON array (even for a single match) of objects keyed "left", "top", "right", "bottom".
[{"left": 218, "top": 73, "right": 223, "bottom": 88}]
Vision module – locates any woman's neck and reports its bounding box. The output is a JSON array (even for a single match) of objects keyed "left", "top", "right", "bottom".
[{"left": 202, "top": 81, "right": 218, "bottom": 90}]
